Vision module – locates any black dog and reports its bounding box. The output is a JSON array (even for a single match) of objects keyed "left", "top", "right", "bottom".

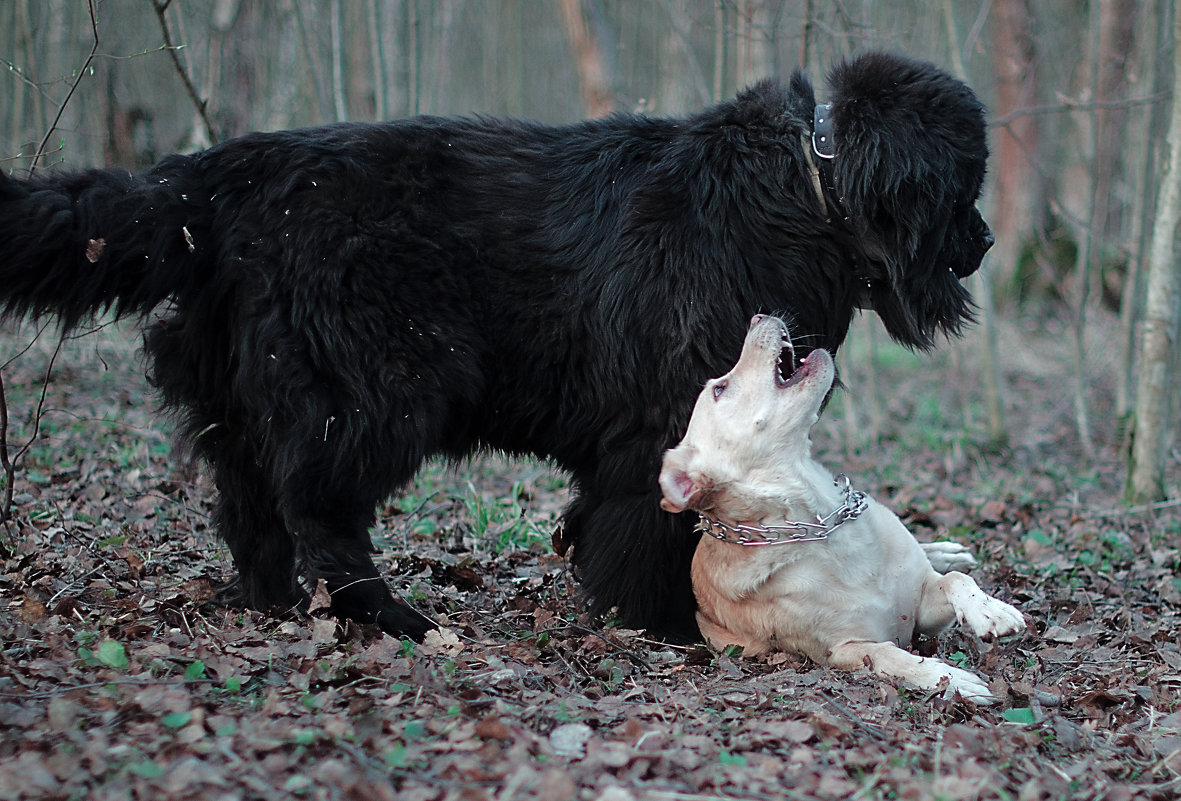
[{"left": 0, "top": 52, "right": 991, "bottom": 641}]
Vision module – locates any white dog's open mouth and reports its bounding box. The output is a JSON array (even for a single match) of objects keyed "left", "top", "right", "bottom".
[
  {"left": 763, "top": 316, "right": 828, "bottom": 390},
  {"left": 775, "top": 331, "right": 803, "bottom": 388},
  {"left": 776, "top": 339, "right": 830, "bottom": 390},
  {"left": 778, "top": 351, "right": 809, "bottom": 388}
]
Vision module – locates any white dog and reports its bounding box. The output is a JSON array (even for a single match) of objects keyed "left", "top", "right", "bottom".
[{"left": 659, "top": 315, "right": 1025, "bottom": 703}]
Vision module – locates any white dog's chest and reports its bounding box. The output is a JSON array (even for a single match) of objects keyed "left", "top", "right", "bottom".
[{"left": 692, "top": 505, "right": 933, "bottom": 655}]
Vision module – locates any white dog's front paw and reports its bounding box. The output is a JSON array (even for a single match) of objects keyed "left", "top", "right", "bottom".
[
  {"left": 887, "top": 653, "right": 998, "bottom": 704},
  {"left": 921, "top": 541, "right": 977, "bottom": 573},
  {"left": 957, "top": 595, "right": 1026, "bottom": 640},
  {"left": 939, "top": 665, "right": 998, "bottom": 704}
]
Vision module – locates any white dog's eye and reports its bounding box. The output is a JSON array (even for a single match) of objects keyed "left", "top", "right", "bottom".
[{"left": 712, "top": 380, "right": 728, "bottom": 399}]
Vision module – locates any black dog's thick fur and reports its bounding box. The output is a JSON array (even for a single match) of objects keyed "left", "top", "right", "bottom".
[{"left": 0, "top": 53, "right": 991, "bottom": 641}]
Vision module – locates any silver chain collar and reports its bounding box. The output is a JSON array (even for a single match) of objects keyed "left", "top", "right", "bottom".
[{"left": 696, "top": 474, "right": 868, "bottom": 546}]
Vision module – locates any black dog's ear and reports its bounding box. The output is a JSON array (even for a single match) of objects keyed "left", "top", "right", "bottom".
[{"left": 826, "top": 52, "right": 987, "bottom": 349}]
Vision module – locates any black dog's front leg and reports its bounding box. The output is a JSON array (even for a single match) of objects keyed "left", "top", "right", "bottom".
[
  {"left": 283, "top": 492, "right": 438, "bottom": 641},
  {"left": 564, "top": 480, "right": 701, "bottom": 643},
  {"left": 305, "top": 543, "right": 437, "bottom": 640}
]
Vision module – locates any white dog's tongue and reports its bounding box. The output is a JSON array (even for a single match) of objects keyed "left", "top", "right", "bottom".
[
  {"left": 782, "top": 358, "right": 806, "bottom": 388},
  {"left": 780, "top": 349, "right": 828, "bottom": 389}
]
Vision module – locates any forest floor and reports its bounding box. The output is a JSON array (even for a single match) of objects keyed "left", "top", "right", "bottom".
[{"left": 0, "top": 309, "right": 1179, "bottom": 801}]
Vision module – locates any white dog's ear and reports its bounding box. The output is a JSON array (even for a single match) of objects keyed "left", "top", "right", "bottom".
[{"left": 659, "top": 446, "right": 712, "bottom": 513}]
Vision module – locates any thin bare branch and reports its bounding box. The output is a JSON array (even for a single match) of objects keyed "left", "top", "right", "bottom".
[
  {"left": 0, "top": 56, "right": 53, "bottom": 97},
  {"left": 989, "top": 92, "right": 1169, "bottom": 128},
  {"left": 0, "top": 321, "right": 68, "bottom": 525},
  {"left": 30, "top": 0, "right": 99, "bottom": 173},
  {"left": 4, "top": 0, "right": 100, "bottom": 521},
  {"left": 149, "top": 0, "right": 218, "bottom": 145}
]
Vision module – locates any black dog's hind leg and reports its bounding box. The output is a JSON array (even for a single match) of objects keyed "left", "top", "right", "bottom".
[
  {"left": 144, "top": 315, "right": 310, "bottom": 617},
  {"left": 212, "top": 451, "right": 306, "bottom": 614},
  {"left": 199, "top": 416, "right": 434, "bottom": 639}
]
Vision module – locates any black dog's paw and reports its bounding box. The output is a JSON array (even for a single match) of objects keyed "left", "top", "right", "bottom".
[
  {"left": 321, "top": 574, "right": 437, "bottom": 640},
  {"left": 213, "top": 576, "right": 246, "bottom": 607},
  {"left": 372, "top": 600, "right": 437, "bottom": 641},
  {"left": 647, "top": 620, "right": 703, "bottom": 646},
  {"left": 214, "top": 575, "right": 309, "bottom": 616}
]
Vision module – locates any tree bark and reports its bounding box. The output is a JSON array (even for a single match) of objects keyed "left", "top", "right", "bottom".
[
  {"left": 558, "top": 0, "right": 616, "bottom": 118},
  {"left": 1127, "top": 6, "right": 1181, "bottom": 504},
  {"left": 713, "top": 0, "right": 725, "bottom": 102},
  {"left": 1119, "top": 0, "right": 1172, "bottom": 423},
  {"left": 734, "top": 0, "right": 776, "bottom": 87},
  {"left": 1069, "top": 0, "right": 1106, "bottom": 459},
  {"left": 945, "top": 0, "right": 1007, "bottom": 446},
  {"left": 368, "top": 0, "right": 386, "bottom": 120},
  {"left": 330, "top": 0, "right": 347, "bottom": 122},
  {"left": 988, "top": 0, "right": 1039, "bottom": 301}
]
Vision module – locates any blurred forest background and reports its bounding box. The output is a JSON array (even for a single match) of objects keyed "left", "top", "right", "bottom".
[
  {"left": 1, "top": 0, "right": 1179, "bottom": 501},
  {"left": 7, "top": 8, "right": 1181, "bottom": 798}
]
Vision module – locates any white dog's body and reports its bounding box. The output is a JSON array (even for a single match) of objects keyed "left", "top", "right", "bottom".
[{"left": 659, "top": 316, "right": 1025, "bottom": 703}]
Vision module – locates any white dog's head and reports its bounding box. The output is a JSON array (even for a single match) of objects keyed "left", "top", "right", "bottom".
[{"left": 659, "top": 315, "right": 834, "bottom": 517}]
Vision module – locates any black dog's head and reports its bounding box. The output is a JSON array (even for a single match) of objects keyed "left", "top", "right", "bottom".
[{"left": 827, "top": 52, "right": 992, "bottom": 350}]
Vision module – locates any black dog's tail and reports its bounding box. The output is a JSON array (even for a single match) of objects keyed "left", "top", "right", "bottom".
[{"left": 0, "top": 156, "right": 208, "bottom": 330}]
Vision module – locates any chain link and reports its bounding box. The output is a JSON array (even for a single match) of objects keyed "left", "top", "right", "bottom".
[{"left": 696, "top": 474, "right": 867, "bottom": 547}]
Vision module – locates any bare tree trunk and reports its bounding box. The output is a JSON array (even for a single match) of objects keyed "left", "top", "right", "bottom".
[
  {"left": 503, "top": 0, "right": 525, "bottom": 116},
  {"left": 988, "top": 0, "right": 1039, "bottom": 301},
  {"left": 260, "top": 4, "right": 300, "bottom": 132},
  {"left": 330, "top": 0, "right": 347, "bottom": 121},
  {"left": 735, "top": 0, "right": 777, "bottom": 86},
  {"left": 407, "top": 0, "right": 419, "bottom": 115},
  {"left": 558, "top": 0, "right": 616, "bottom": 118},
  {"left": 713, "top": 0, "right": 725, "bottom": 102},
  {"left": 945, "top": 0, "right": 1006, "bottom": 446},
  {"left": 798, "top": 0, "right": 814, "bottom": 70},
  {"left": 970, "top": 270, "right": 1006, "bottom": 447},
  {"left": 1092, "top": 0, "right": 1137, "bottom": 244},
  {"left": 1077, "top": 0, "right": 1137, "bottom": 447},
  {"left": 8, "top": 1, "right": 33, "bottom": 164},
  {"left": 369, "top": 0, "right": 387, "bottom": 120},
  {"left": 660, "top": 0, "right": 711, "bottom": 113},
  {"left": 1119, "top": 0, "right": 1172, "bottom": 425},
  {"left": 1118, "top": 177, "right": 1147, "bottom": 423},
  {"left": 862, "top": 318, "right": 882, "bottom": 445},
  {"left": 736, "top": 0, "right": 749, "bottom": 87},
  {"left": 294, "top": 1, "right": 332, "bottom": 123},
  {"left": 428, "top": 0, "right": 457, "bottom": 115},
  {"left": 1069, "top": 0, "right": 1105, "bottom": 458},
  {"left": 839, "top": 333, "right": 864, "bottom": 456},
  {"left": 1127, "top": 7, "right": 1181, "bottom": 504}
]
